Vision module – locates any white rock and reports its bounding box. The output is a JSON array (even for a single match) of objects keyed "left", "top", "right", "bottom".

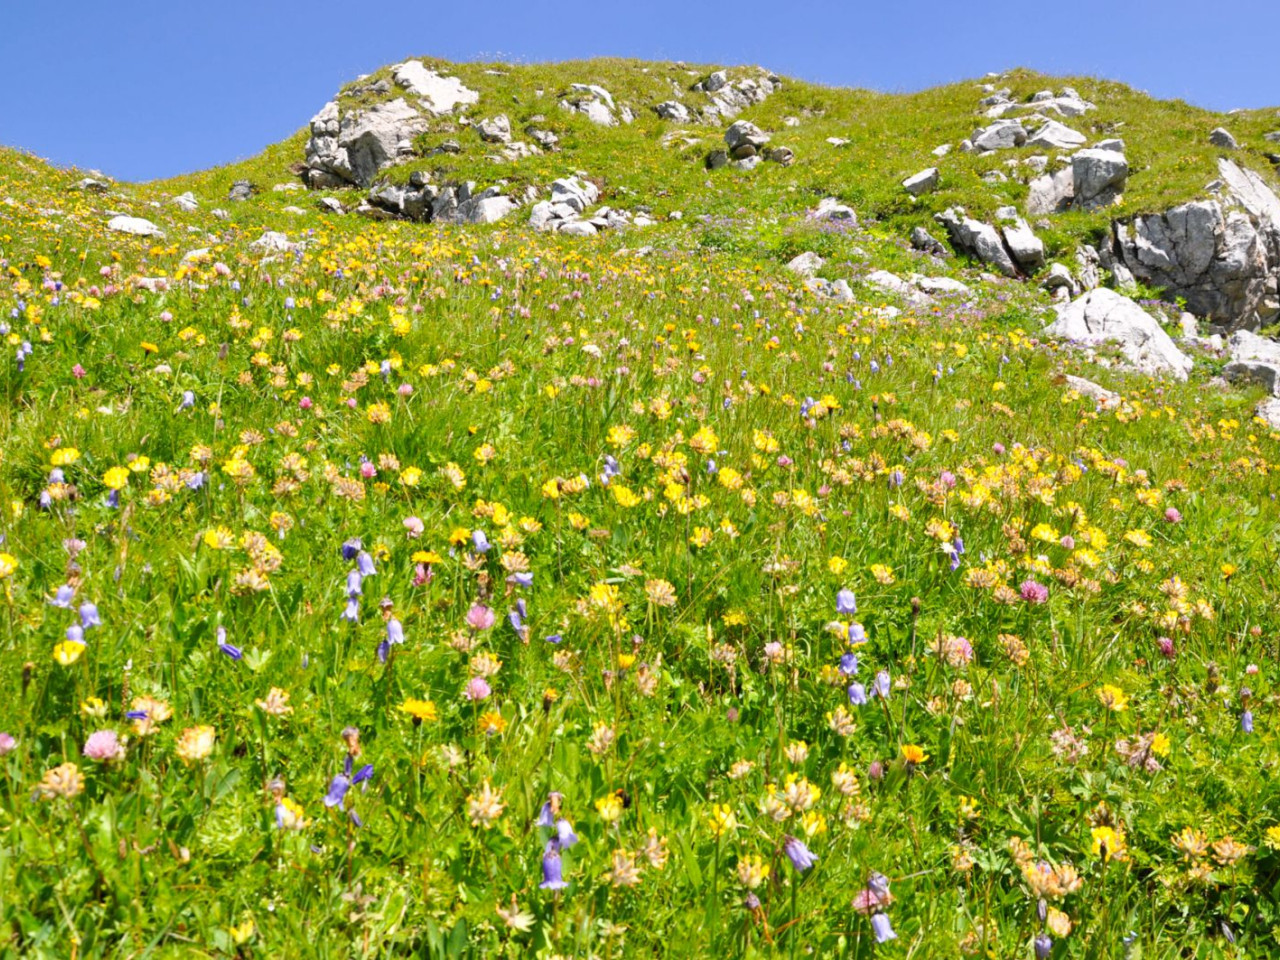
[
  {"left": 172, "top": 192, "right": 198, "bottom": 211},
  {"left": 1045, "top": 288, "right": 1193, "bottom": 379},
  {"left": 1065, "top": 375, "right": 1120, "bottom": 408},
  {"left": 1026, "top": 120, "right": 1086, "bottom": 150},
  {"left": 1256, "top": 398, "right": 1280, "bottom": 430},
  {"left": 902, "top": 167, "right": 940, "bottom": 196},
  {"left": 912, "top": 275, "right": 971, "bottom": 295},
  {"left": 250, "top": 231, "right": 298, "bottom": 253},
  {"left": 559, "top": 220, "right": 598, "bottom": 237},
  {"left": 810, "top": 197, "right": 856, "bottom": 223},
  {"left": 786, "top": 252, "right": 825, "bottom": 276},
  {"left": 107, "top": 216, "right": 164, "bottom": 237},
  {"left": 393, "top": 61, "right": 479, "bottom": 113}
]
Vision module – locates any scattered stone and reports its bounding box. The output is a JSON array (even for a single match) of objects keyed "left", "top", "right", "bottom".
[
  {"left": 1045, "top": 288, "right": 1193, "bottom": 379},
  {"left": 1256, "top": 397, "right": 1280, "bottom": 429},
  {"left": 1096, "top": 138, "right": 1126, "bottom": 153},
  {"left": 730, "top": 156, "right": 761, "bottom": 171},
  {"left": 809, "top": 197, "right": 857, "bottom": 223},
  {"left": 655, "top": 101, "right": 691, "bottom": 122},
  {"left": 1027, "top": 167, "right": 1075, "bottom": 215},
  {"left": 805, "top": 277, "right": 854, "bottom": 302},
  {"left": 765, "top": 146, "right": 795, "bottom": 166},
  {"left": 705, "top": 150, "right": 728, "bottom": 170},
  {"left": 526, "top": 127, "right": 559, "bottom": 151},
  {"left": 725, "top": 120, "right": 769, "bottom": 152},
  {"left": 1065, "top": 374, "right": 1121, "bottom": 408},
  {"left": 912, "top": 275, "right": 970, "bottom": 295},
  {"left": 902, "top": 167, "right": 940, "bottom": 196},
  {"left": 1225, "top": 360, "right": 1280, "bottom": 393},
  {"left": 911, "top": 226, "right": 949, "bottom": 257},
  {"left": 932, "top": 144, "right": 951, "bottom": 157},
  {"left": 71, "top": 178, "right": 109, "bottom": 193},
  {"left": 971, "top": 120, "right": 1027, "bottom": 151},
  {"left": 477, "top": 115, "right": 512, "bottom": 143},
  {"left": 1026, "top": 120, "right": 1087, "bottom": 150},
  {"left": 317, "top": 197, "right": 346, "bottom": 214},
  {"left": 827, "top": 137, "right": 850, "bottom": 147},
  {"left": 696, "top": 70, "right": 782, "bottom": 119},
  {"left": 560, "top": 84, "right": 621, "bottom": 126},
  {"left": 1209, "top": 127, "right": 1238, "bottom": 150},
  {"left": 249, "top": 231, "right": 299, "bottom": 253},
  {"left": 107, "top": 216, "right": 163, "bottom": 237},
  {"left": 172, "top": 192, "right": 198, "bottom": 212},
  {"left": 934, "top": 207, "right": 1017, "bottom": 277},
  {"left": 1071, "top": 148, "right": 1128, "bottom": 209},
  {"left": 1042, "top": 263, "right": 1082, "bottom": 300},
  {"left": 786, "top": 252, "right": 825, "bottom": 277},
  {"left": 392, "top": 61, "right": 479, "bottom": 113},
  {"left": 1001, "top": 215, "right": 1046, "bottom": 271}
]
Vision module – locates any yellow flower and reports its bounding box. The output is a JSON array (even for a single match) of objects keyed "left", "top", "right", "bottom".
[
  {"left": 595, "top": 792, "right": 624, "bottom": 823},
  {"left": 901, "top": 744, "right": 929, "bottom": 765},
  {"left": 81, "top": 696, "right": 108, "bottom": 718},
  {"left": 276, "top": 797, "right": 307, "bottom": 830},
  {"left": 103, "top": 466, "right": 130, "bottom": 490},
  {"left": 827, "top": 556, "right": 849, "bottom": 575},
  {"left": 50, "top": 447, "right": 80, "bottom": 466},
  {"left": 53, "top": 640, "right": 86, "bottom": 666},
  {"left": 400, "top": 698, "right": 438, "bottom": 723},
  {"left": 366, "top": 402, "right": 391, "bottom": 424},
  {"left": 400, "top": 466, "right": 423, "bottom": 487},
  {"left": 736, "top": 854, "right": 770, "bottom": 889},
  {"left": 870, "top": 563, "right": 896, "bottom": 585},
  {"left": 175, "top": 725, "right": 216, "bottom": 764},
  {"left": 707, "top": 803, "right": 738, "bottom": 837},
  {"left": 0, "top": 553, "right": 17, "bottom": 579},
  {"left": 1123, "top": 529, "right": 1152, "bottom": 549},
  {"left": 1097, "top": 684, "right": 1129, "bottom": 712},
  {"left": 412, "top": 550, "right": 443, "bottom": 564},
  {"left": 37, "top": 762, "right": 84, "bottom": 799},
  {"left": 1091, "top": 824, "right": 1127, "bottom": 862}
]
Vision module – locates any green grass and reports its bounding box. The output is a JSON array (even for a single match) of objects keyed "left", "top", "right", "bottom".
[{"left": 0, "top": 60, "right": 1279, "bottom": 959}]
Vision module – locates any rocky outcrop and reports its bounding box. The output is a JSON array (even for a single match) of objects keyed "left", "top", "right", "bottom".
[
  {"left": 1045, "top": 288, "right": 1193, "bottom": 379},
  {"left": 560, "top": 84, "right": 630, "bottom": 126},
  {"left": 305, "top": 98, "right": 427, "bottom": 188},
  {"left": 902, "top": 168, "right": 939, "bottom": 196},
  {"left": 695, "top": 70, "right": 782, "bottom": 120},
  {"left": 983, "top": 87, "right": 1095, "bottom": 120},
  {"left": 1026, "top": 146, "right": 1128, "bottom": 215},
  {"left": 366, "top": 175, "right": 522, "bottom": 224},
  {"left": 304, "top": 63, "right": 478, "bottom": 188},
  {"left": 935, "top": 207, "right": 1019, "bottom": 277},
  {"left": 1109, "top": 159, "right": 1280, "bottom": 329}
]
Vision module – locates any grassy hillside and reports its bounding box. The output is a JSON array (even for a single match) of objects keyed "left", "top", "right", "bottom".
[{"left": 0, "top": 62, "right": 1279, "bottom": 959}]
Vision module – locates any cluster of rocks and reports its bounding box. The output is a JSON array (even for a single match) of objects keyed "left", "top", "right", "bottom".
[
  {"left": 1045, "top": 288, "right": 1193, "bottom": 380},
  {"left": 706, "top": 121, "right": 792, "bottom": 170},
  {"left": 364, "top": 174, "right": 526, "bottom": 224},
  {"left": 559, "top": 84, "right": 633, "bottom": 126},
  {"left": 980, "top": 86, "right": 1095, "bottom": 120},
  {"left": 304, "top": 61, "right": 479, "bottom": 188},
  {"left": 691, "top": 70, "right": 782, "bottom": 120},
  {"left": 527, "top": 176, "right": 654, "bottom": 235},
  {"left": 934, "top": 206, "right": 1043, "bottom": 277},
  {"left": 1027, "top": 142, "right": 1129, "bottom": 213},
  {"left": 1104, "top": 159, "right": 1280, "bottom": 329},
  {"left": 472, "top": 113, "right": 545, "bottom": 161}
]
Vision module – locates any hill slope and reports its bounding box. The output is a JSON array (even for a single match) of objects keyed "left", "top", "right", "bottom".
[{"left": 1, "top": 61, "right": 1280, "bottom": 958}]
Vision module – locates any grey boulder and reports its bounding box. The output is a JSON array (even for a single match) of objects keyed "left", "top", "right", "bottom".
[
  {"left": 1045, "top": 288, "right": 1193, "bottom": 379},
  {"left": 935, "top": 207, "right": 1018, "bottom": 277},
  {"left": 902, "top": 167, "right": 939, "bottom": 196}
]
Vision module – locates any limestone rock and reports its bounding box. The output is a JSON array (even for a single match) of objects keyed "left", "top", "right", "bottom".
[
  {"left": 1071, "top": 149, "right": 1128, "bottom": 209},
  {"left": 1065, "top": 375, "right": 1121, "bottom": 408},
  {"left": 1225, "top": 360, "right": 1280, "bottom": 393},
  {"left": 1026, "top": 120, "right": 1086, "bottom": 150},
  {"left": 910, "top": 227, "right": 949, "bottom": 257},
  {"left": 912, "top": 275, "right": 970, "bottom": 295},
  {"left": 725, "top": 120, "right": 769, "bottom": 152},
  {"left": 786, "top": 252, "right": 825, "bottom": 276},
  {"left": 306, "top": 98, "right": 427, "bottom": 187},
  {"left": 477, "top": 115, "right": 512, "bottom": 143},
  {"left": 107, "top": 216, "right": 164, "bottom": 237},
  {"left": 655, "top": 101, "right": 691, "bottom": 122},
  {"left": 392, "top": 61, "right": 479, "bottom": 113},
  {"left": 902, "top": 167, "right": 939, "bottom": 196},
  {"left": 1256, "top": 397, "right": 1280, "bottom": 429},
  {"left": 1001, "top": 216, "right": 1046, "bottom": 271},
  {"left": 809, "top": 197, "right": 856, "bottom": 224},
  {"left": 971, "top": 120, "right": 1027, "bottom": 151},
  {"left": 935, "top": 207, "right": 1018, "bottom": 277},
  {"left": 1209, "top": 127, "right": 1238, "bottom": 150},
  {"left": 1045, "top": 288, "right": 1193, "bottom": 379},
  {"left": 1027, "top": 166, "right": 1075, "bottom": 215}
]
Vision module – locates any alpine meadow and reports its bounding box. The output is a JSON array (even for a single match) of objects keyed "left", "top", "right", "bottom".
[{"left": 6, "top": 55, "right": 1280, "bottom": 958}]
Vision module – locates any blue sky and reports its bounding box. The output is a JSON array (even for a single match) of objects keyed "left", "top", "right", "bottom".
[{"left": 1, "top": 0, "right": 1276, "bottom": 181}]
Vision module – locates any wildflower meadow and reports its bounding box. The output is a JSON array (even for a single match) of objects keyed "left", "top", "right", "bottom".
[{"left": 3, "top": 60, "right": 1280, "bottom": 959}]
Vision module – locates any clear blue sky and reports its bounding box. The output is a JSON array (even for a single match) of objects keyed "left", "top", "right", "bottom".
[{"left": 1, "top": 0, "right": 1276, "bottom": 182}]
